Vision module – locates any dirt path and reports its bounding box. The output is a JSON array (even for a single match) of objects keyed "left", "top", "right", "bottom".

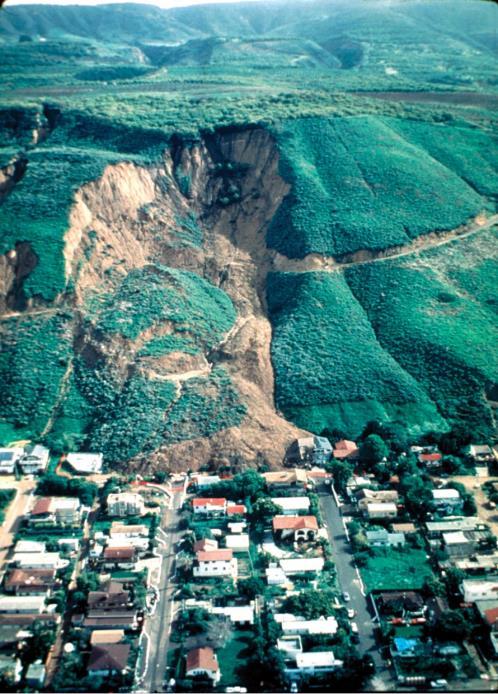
[
  {"left": 0, "top": 477, "right": 36, "bottom": 570},
  {"left": 452, "top": 474, "right": 498, "bottom": 537},
  {"left": 273, "top": 212, "right": 498, "bottom": 274}
]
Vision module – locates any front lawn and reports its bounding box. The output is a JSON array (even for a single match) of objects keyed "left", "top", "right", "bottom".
[{"left": 361, "top": 548, "right": 433, "bottom": 592}]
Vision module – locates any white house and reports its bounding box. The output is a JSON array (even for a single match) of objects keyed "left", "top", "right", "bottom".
[
  {"left": 12, "top": 552, "right": 66, "bottom": 571},
  {"left": 193, "top": 549, "right": 238, "bottom": 578},
  {"left": 0, "top": 448, "right": 23, "bottom": 474},
  {"left": 364, "top": 502, "right": 397, "bottom": 520},
  {"left": 14, "top": 541, "right": 46, "bottom": 554},
  {"left": 279, "top": 557, "right": 324, "bottom": 576},
  {"left": 20, "top": 445, "right": 50, "bottom": 475},
  {"left": 0, "top": 595, "right": 47, "bottom": 614},
  {"left": 107, "top": 493, "right": 145, "bottom": 518},
  {"left": 293, "top": 651, "right": 343, "bottom": 674},
  {"left": 211, "top": 604, "right": 254, "bottom": 625},
  {"left": 271, "top": 497, "right": 311, "bottom": 515},
  {"left": 275, "top": 614, "right": 338, "bottom": 636},
  {"left": 432, "top": 488, "right": 461, "bottom": 511},
  {"left": 225, "top": 534, "right": 250, "bottom": 551},
  {"left": 185, "top": 647, "right": 220, "bottom": 683},
  {"left": 462, "top": 578, "right": 498, "bottom": 603},
  {"left": 193, "top": 474, "right": 221, "bottom": 489},
  {"left": 66, "top": 452, "right": 103, "bottom": 475},
  {"left": 266, "top": 565, "right": 287, "bottom": 585},
  {"left": 192, "top": 498, "right": 227, "bottom": 515},
  {"left": 30, "top": 497, "right": 81, "bottom": 527}
]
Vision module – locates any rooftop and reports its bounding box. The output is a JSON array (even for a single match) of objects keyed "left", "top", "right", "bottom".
[
  {"left": 196, "top": 549, "right": 233, "bottom": 562},
  {"left": 185, "top": 646, "right": 219, "bottom": 673},
  {"left": 432, "top": 488, "right": 460, "bottom": 500},
  {"left": 273, "top": 515, "right": 318, "bottom": 532},
  {"left": 271, "top": 497, "right": 310, "bottom": 511},
  {"left": 88, "top": 643, "right": 130, "bottom": 672},
  {"left": 192, "top": 497, "right": 226, "bottom": 508},
  {"left": 66, "top": 452, "right": 103, "bottom": 474}
]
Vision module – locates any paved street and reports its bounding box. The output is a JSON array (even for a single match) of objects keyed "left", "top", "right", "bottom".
[
  {"left": 318, "top": 484, "right": 394, "bottom": 691},
  {"left": 140, "top": 485, "right": 185, "bottom": 693}
]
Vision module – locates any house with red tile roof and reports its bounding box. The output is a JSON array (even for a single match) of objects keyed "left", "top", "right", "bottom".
[
  {"left": 226, "top": 503, "right": 246, "bottom": 516},
  {"left": 272, "top": 515, "right": 319, "bottom": 542},
  {"left": 192, "top": 498, "right": 227, "bottom": 515},
  {"left": 185, "top": 647, "right": 220, "bottom": 683},
  {"left": 333, "top": 439, "right": 359, "bottom": 461},
  {"left": 88, "top": 643, "right": 131, "bottom": 677}
]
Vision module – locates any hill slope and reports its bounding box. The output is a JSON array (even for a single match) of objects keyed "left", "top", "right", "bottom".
[{"left": 0, "top": 0, "right": 496, "bottom": 469}]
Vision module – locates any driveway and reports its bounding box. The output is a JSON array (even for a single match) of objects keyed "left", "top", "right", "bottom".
[{"left": 318, "top": 484, "right": 394, "bottom": 691}]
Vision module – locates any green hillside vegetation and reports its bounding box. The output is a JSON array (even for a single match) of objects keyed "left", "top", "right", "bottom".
[
  {"left": 345, "top": 228, "right": 498, "bottom": 439},
  {"left": 86, "top": 265, "right": 236, "bottom": 348},
  {"left": 0, "top": 312, "right": 72, "bottom": 439},
  {"left": 268, "top": 116, "right": 489, "bottom": 258},
  {"left": 267, "top": 271, "right": 445, "bottom": 437}
]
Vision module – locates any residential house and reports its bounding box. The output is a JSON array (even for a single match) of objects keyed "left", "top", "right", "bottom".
[
  {"left": 101, "top": 547, "right": 136, "bottom": 570},
  {"left": 14, "top": 541, "right": 46, "bottom": 554},
  {"left": 373, "top": 591, "right": 426, "bottom": 619},
  {"left": 286, "top": 651, "right": 343, "bottom": 676},
  {"left": 211, "top": 604, "right": 254, "bottom": 625},
  {"left": 391, "top": 637, "right": 424, "bottom": 659},
  {"left": 277, "top": 635, "right": 303, "bottom": 659},
  {"left": 274, "top": 614, "right": 338, "bottom": 636},
  {"left": 0, "top": 596, "right": 46, "bottom": 614},
  {"left": 286, "top": 436, "right": 333, "bottom": 467},
  {"left": 58, "top": 538, "right": 80, "bottom": 554},
  {"left": 227, "top": 521, "right": 247, "bottom": 534},
  {"left": 83, "top": 611, "right": 138, "bottom": 630},
  {"left": 272, "top": 515, "right": 318, "bottom": 542},
  {"left": 265, "top": 565, "right": 287, "bottom": 585},
  {"left": 454, "top": 554, "right": 498, "bottom": 574},
  {"left": 357, "top": 488, "right": 399, "bottom": 504},
  {"left": 363, "top": 502, "right": 398, "bottom": 520},
  {"left": 443, "top": 531, "right": 476, "bottom": 558},
  {"left": 332, "top": 439, "right": 359, "bottom": 461},
  {"left": 432, "top": 488, "right": 462, "bottom": 514},
  {"left": 192, "top": 474, "right": 221, "bottom": 489},
  {"left": 66, "top": 452, "right": 103, "bottom": 475},
  {"left": 4, "top": 568, "right": 57, "bottom": 596},
  {"left": 417, "top": 452, "right": 442, "bottom": 470},
  {"left": 29, "top": 497, "right": 81, "bottom": 527},
  {"left": 90, "top": 629, "right": 126, "bottom": 646},
  {"left": 279, "top": 557, "right": 324, "bottom": 576},
  {"left": 0, "top": 448, "right": 23, "bottom": 474},
  {"left": 462, "top": 578, "right": 498, "bottom": 603},
  {"left": 88, "top": 643, "right": 130, "bottom": 677},
  {"left": 193, "top": 538, "right": 218, "bottom": 553},
  {"left": 392, "top": 522, "right": 417, "bottom": 535},
  {"left": 193, "top": 549, "right": 238, "bottom": 578},
  {"left": 107, "top": 493, "right": 145, "bottom": 518},
  {"left": 12, "top": 553, "right": 65, "bottom": 571},
  {"left": 25, "top": 661, "right": 46, "bottom": 689},
  {"left": 226, "top": 503, "right": 246, "bottom": 517},
  {"left": 366, "top": 529, "right": 406, "bottom": 548},
  {"left": 110, "top": 522, "right": 149, "bottom": 539},
  {"left": 467, "top": 445, "right": 496, "bottom": 465},
  {"left": 263, "top": 469, "right": 309, "bottom": 490},
  {"left": 107, "top": 536, "right": 148, "bottom": 554},
  {"left": 225, "top": 534, "right": 250, "bottom": 551},
  {"left": 87, "top": 588, "right": 131, "bottom": 613},
  {"left": 19, "top": 445, "right": 50, "bottom": 475},
  {"left": 475, "top": 601, "right": 498, "bottom": 656},
  {"left": 271, "top": 496, "right": 311, "bottom": 515},
  {"left": 185, "top": 647, "right": 221, "bottom": 684},
  {"left": 425, "top": 517, "right": 481, "bottom": 539},
  {"left": 192, "top": 498, "right": 227, "bottom": 516}
]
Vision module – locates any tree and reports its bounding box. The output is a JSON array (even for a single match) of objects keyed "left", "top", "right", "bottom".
[
  {"left": 359, "top": 435, "right": 389, "bottom": 469},
  {"left": 326, "top": 459, "right": 353, "bottom": 492},
  {"left": 22, "top": 619, "right": 56, "bottom": 666},
  {"left": 434, "top": 610, "right": 471, "bottom": 641},
  {"left": 284, "top": 589, "right": 335, "bottom": 619},
  {"left": 250, "top": 498, "right": 282, "bottom": 535},
  {"left": 238, "top": 577, "right": 265, "bottom": 600},
  {"left": 154, "top": 470, "right": 167, "bottom": 483}
]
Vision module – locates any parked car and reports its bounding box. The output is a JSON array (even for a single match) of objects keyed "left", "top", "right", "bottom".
[
  {"left": 347, "top": 608, "right": 355, "bottom": 619},
  {"left": 343, "top": 591, "right": 351, "bottom": 602},
  {"left": 430, "top": 680, "right": 448, "bottom": 690}
]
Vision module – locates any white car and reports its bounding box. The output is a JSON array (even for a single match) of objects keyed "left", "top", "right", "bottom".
[
  {"left": 343, "top": 591, "right": 351, "bottom": 602},
  {"left": 347, "top": 608, "right": 356, "bottom": 619}
]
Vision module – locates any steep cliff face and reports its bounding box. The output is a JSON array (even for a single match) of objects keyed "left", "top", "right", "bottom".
[{"left": 0, "top": 126, "right": 305, "bottom": 471}]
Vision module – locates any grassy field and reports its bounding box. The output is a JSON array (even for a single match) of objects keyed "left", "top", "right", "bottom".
[
  {"left": 361, "top": 548, "right": 433, "bottom": 592},
  {"left": 218, "top": 627, "right": 253, "bottom": 688}
]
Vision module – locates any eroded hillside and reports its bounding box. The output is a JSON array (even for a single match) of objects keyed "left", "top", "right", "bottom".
[{"left": 0, "top": 104, "right": 496, "bottom": 471}]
